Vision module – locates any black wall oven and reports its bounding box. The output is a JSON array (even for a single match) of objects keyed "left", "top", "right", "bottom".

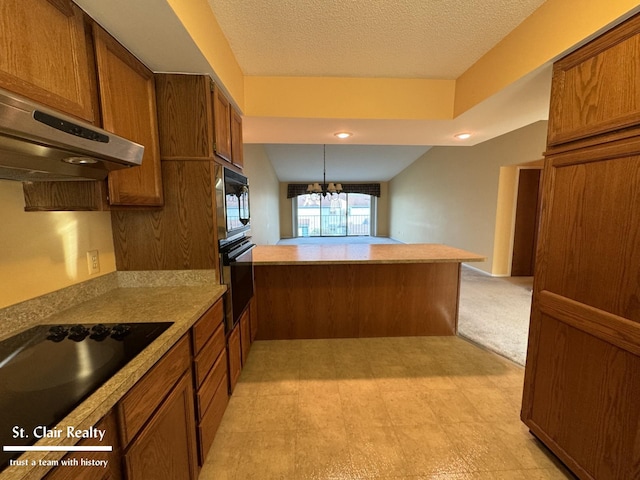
[
  {"left": 215, "top": 164, "right": 254, "bottom": 332},
  {"left": 219, "top": 234, "right": 254, "bottom": 332}
]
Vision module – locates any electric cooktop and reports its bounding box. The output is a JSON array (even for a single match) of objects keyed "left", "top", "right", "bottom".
[{"left": 0, "top": 322, "right": 173, "bottom": 471}]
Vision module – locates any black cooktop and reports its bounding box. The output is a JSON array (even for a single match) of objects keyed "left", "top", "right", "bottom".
[{"left": 0, "top": 322, "right": 173, "bottom": 471}]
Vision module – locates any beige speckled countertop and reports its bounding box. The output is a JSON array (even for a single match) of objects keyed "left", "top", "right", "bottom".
[
  {"left": 0, "top": 271, "right": 225, "bottom": 480},
  {"left": 253, "top": 243, "right": 486, "bottom": 265}
]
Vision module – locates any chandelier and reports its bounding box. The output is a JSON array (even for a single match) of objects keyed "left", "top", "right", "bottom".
[{"left": 307, "top": 145, "right": 343, "bottom": 197}]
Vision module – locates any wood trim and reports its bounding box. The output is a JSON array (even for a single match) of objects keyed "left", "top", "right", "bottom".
[
  {"left": 538, "top": 290, "right": 640, "bottom": 356},
  {"left": 548, "top": 134, "right": 640, "bottom": 168},
  {"left": 554, "top": 13, "right": 640, "bottom": 72},
  {"left": 545, "top": 126, "right": 640, "bottom": 156},
  {"left": 521, "top": 156, "right": 557, "bottom": 417}
]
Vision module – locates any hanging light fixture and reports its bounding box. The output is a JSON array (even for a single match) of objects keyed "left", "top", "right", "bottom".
[{"left": 307, "top": 145, "right": 343, "bottom": 197}]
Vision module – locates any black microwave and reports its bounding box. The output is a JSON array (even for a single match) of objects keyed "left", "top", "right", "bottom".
[{"left": 215, "top": 165, "right": 250, "bottom": 243}]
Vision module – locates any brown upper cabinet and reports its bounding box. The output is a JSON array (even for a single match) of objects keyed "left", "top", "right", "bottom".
[
  {"left": 155, "top": 74, "right": 243, "bottom": 167},
  {"left": 213, "top": 83, "right": 232, "bottom": 163},
  {"left": 230, "top": 106, "right": 244, "bottom": 168},
  {"left": 547, "top": 17, "right": 640, "bottom": 149},
  {"left": 93, "top": 25, "right": 163, "bottom": 206},
  {"left": 5, "top": 0, "right": 163, "bottom": 210},
  {"left": 0, "top": 0, "right": 96, "bottom": 123}
]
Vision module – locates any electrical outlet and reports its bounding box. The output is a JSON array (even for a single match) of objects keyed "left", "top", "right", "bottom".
[{"left": 87, "top": 250, "right": 100, "bottom": 275}]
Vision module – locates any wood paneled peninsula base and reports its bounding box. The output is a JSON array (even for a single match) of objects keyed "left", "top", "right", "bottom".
[{"left": 253, "top": 244, "right": 485, "bottom": 340}]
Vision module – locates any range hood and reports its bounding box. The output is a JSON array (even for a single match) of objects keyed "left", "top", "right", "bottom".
[{"left": 0, "top": 88, "right": 144, "bottom": 181}]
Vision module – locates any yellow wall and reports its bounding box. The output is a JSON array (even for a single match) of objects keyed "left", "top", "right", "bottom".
[
  {"left": 454, "top": 0, "right": 640, "bottom": 115},
  {"left": 167, "top": 0, "right": 639, "bottom": 122},
  {"left": 389, "top": 121, "right": 548, "bottom": 274},
  {"left": 245, "top": 77, "right": 455, "bottom": 120},
  {"left": 0, "top": 180, "right": 116, "bottom": 308},
  {"left": 165, "top": 0, "right": 245, "bottom": 108},
  {"left": 242, "top": 145, "right": 281, "bottom": 245}
]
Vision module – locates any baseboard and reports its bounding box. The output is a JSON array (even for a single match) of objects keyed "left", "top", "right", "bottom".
[{"left": 462, "top": 263, "right": 509, "bottom": 277}]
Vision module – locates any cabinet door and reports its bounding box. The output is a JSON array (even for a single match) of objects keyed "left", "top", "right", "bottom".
[
  {"left": 124, "top": 372, "right": 198, "bottom": 480},
  {"left": 547, "top": 14, "right": 640, "bottom": 147},
  {"left": 212, "top": 83, "right": 232, "bottom": 163},
  {"left": 0, "top": 0, "right": 95, "bottom": 122},
  {"left": 250, "top": 296, "right": 258, "bottom": 342},
  {"left": 240, "top": 307, "right": 251, "bottom": 365},
  {"left": 43, "top": 410, "right": 122, "bottom": 480},
  {"left": 93, "top": 25, "right": 163, "bottom": 206},
  {"left": 230, "top": 107, "right": 243, "bottom": 168},
  {"left": 111, "top": 160, "right": 218, "bottom": 270},
  {"left": 521, "top": 138, "right": 640, "bottom": 480},
  {"left": 155, "top": 74, "right": 213, "bottom": 158},
  {"left": 227, "top": 323, "right": 242, "bottom": 393}
]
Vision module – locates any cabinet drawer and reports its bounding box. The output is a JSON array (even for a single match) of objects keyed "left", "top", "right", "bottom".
[
  {"left": 197, "top": 375, "right": 229, "bottom": 465},
  {"left": 196, "top": 351, "right": 227, "bottom": 420},
  {"left": 118, "top": 335, "right": 191, "bottom": 446},
  {"left": 193, "top": 321, "right": 225, "bottom": 388},
  {"left": 192, "top": 300, "right": 224, "bottom": 355}
]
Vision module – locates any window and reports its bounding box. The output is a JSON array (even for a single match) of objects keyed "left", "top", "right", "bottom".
[{"left": 296, "top": 193, "right": 372, "bottom": 237}]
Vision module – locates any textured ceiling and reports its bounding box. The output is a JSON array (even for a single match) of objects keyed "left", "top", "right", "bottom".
[
  {"left": 208, "top": 0, "right": 547, "bottom": 78},
  {"left": 74, "top": 0, "right": 553, "bottom": 182}
]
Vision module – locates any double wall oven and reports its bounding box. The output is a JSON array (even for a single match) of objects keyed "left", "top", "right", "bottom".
[{"left": 215, "top": 165, "right": 255, "bottom": 332}]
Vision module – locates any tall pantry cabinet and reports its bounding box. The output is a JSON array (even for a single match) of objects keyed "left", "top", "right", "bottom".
[{"left": 521, "top": 12, "right": 640, "bottom": 480}]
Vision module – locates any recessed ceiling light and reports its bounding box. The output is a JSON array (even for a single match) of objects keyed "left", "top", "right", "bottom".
[
  {"left": 334, "top": 132, "right": 353, "bottom": 139},
  {"left": 455, "top": 133, "right": 471, "bottom": 140}
]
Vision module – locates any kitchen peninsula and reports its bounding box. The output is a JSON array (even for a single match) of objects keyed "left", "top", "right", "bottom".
[{"left": 253, "top": 243, "right": 485, "bottom": 340}]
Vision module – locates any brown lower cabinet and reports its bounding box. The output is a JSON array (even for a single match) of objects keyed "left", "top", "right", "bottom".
[
  {"left": 43, "top": 411, "right": 122, "bottom": 480},
  {"left": 43, "top": 297, "right": 255, "bottom": 478},
  {"left": 118, "top": 335, "right": 197, "bottom": 480},
  {"left": 227, "top": 322, "right": 242, "bottom": 393},
  {"left": 123, "top": 372, "right": 198, "bottom": 480},
  {"left": 240, "top": 307, "right": 251, "bottom": 366}
]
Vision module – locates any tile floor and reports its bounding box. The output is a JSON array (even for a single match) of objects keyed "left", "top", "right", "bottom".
[{"left": 200, "top": 336, "right": 575, "bottom": 480}]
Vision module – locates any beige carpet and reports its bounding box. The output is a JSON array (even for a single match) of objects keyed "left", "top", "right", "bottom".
[{"left": 458, "top": 266, "right": 533, "bottom": 366}]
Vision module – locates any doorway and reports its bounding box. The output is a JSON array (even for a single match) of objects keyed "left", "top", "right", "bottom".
[{"left": 511, "top": 168, "right": 542, "bottom": 276}]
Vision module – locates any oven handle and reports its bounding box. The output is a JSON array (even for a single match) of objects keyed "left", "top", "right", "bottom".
[{"left": 225, "top": 242, "right": 255, "bottom": 262}]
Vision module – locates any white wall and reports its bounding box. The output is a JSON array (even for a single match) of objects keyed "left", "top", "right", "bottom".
[
  {"left": 389, "top": 121, "right": 548, "bottom": 274},
  {"left": 0, "top": 180, "right": 116, "bottom": 308},
  {"left": 242, "top": 144, "right": 281, "bottom": 245}
]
